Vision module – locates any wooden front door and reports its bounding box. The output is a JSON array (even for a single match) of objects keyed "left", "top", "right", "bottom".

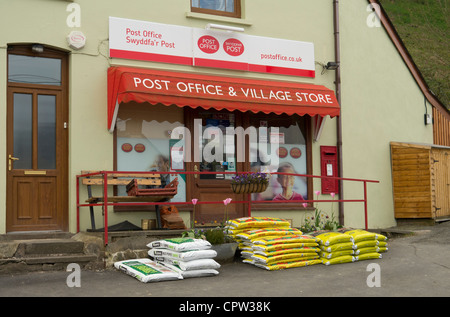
[
  {"left": 6, "top": 46, "right": 68, "bottom": 232},
  {"left": 186, "top": 109, "right": 247, "bottom": 225}
]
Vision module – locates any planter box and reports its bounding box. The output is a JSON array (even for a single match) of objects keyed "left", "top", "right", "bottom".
[{"left": 211, "top": 242, "right": 238, "bottom": 264}]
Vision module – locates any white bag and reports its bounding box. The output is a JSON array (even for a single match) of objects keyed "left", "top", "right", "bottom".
[
  {"left": 148, "top": 248, "right": 217, "bottom": 261},
  {"left": 153, "top": 257, "right": 220, "bottom": 271},
  {"left": 178, "top": 259, "right": 221, "bottom": 271},
  {"left": 114, "top": 258, "right": 182, "bottom": 283},
  {"left": 159, "top": 262, "right": 219, "bottom": 279},
  {"left": 147, "top": 238, "right": 211, "bottom": 251}
]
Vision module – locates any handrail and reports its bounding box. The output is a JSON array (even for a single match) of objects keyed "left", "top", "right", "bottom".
[{"left": 76, "top": 170, "right": 379, "bottom": 245}]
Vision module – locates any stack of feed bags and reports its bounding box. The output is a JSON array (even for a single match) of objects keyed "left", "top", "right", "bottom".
[
  {"left": 226, "top": 217, "right": 321, "bottom": 270},
  {"left": 248, "top": 235, "right": 322, "bottom": 270},
  {"left": 147, "top": 237, "right": 220, "bottom": 279},
  {"left": 341, "top": 229, "right": 388, "bottom": 262},
  {"left": 314, "top": 231, "right": 357, "bottom": 265}
]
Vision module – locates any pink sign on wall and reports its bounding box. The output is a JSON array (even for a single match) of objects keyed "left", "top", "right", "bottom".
[{"left": 109, "top": 17, "right": 315, "bottom": 78}]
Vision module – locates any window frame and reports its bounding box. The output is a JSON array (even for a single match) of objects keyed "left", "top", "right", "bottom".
[{"left": 191, "top": 0, "right": 241, "bottom": 18}]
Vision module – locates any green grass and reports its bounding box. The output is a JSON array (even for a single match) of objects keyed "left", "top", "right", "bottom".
[{"left": 379, "top": 0, "right": 449, "bottom": 109}]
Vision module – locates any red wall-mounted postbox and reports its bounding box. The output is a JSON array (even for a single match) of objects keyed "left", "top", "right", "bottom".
[{"left": 320, "top": 146, "right": 339, "bottom": 194}]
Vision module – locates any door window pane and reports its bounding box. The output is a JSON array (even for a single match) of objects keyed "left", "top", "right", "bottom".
[
  {"left": 13, "top": 93, "right": 33, "bottom": 169},
  {"left": 8, "top": 54, "right": 61, "bottom": 86},
  {"left": 38, "top": 95, "right": 56, "bottom": 169},
  {"left": 198, "top": 111, "right": 236, "bottom": 180}
]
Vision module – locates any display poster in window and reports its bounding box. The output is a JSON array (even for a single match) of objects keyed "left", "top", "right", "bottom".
[
  {"left": 250, "top": 143, "right": 307, "bottom": 202},
  {"left": 117, "top": 137, "right": 186, "bottom": 202}
]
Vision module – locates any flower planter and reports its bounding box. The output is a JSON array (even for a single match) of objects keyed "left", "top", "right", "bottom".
[
  {"left": 211, "top": 242, "right": 239, "bottom": 264},
  {"left": 231, "top": 182, "right": 268, "bottom": 194}
]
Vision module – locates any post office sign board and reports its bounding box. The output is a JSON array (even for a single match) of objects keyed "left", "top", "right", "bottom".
[{"left": 109, "top": 17, "right": 315, "bottom": 78}]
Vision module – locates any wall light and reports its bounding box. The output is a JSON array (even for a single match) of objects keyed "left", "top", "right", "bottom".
[
  {"left": 31, "top": 44, "right": 44, "bottom": 53},
  {"left": 205, "top": 23, "right": 245, "bottom": 32},
  {"left": 325, "top": 62, "right": 339, "bottom": 70}
]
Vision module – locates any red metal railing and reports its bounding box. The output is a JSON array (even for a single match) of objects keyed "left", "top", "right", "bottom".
[{"left": 76, "top": 170, "right": 379, "bottom": 245}]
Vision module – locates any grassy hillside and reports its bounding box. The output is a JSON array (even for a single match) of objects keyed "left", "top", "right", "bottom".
[{"left": 379, "top": 0, "right": 449, "bottom": 109}]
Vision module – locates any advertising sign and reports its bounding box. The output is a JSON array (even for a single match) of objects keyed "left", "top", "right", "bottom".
[{"left": 109, "top": 17, "right": 315, "bottom": 78}]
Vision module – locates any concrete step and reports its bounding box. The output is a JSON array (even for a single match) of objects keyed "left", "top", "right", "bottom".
[
  {"left": 0, "top": 235, "right": 102, "bottom": 273},
  {"left": 14, "top": 239, "right": 85, "bottom": 257}
]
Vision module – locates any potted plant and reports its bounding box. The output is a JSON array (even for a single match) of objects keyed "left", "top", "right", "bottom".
[
  {"left": 182, "top": 198, "right": 238, "bottom": 263},
  {"left": 231, "top": 172, "right": 269, "bottom": 194}
]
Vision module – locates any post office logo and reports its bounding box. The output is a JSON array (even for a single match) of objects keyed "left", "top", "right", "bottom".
[
  {"left": 197, "top": 35, "right": 220, "bottom": 54},
  {"left": 223, "top": 38, "right": 244, "bottom": 57}
]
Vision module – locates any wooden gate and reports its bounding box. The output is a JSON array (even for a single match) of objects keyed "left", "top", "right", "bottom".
[
  {"left": 390, "top": 142, "right": 450, "bottom": 220},
  {"left": 431, "top": 147, "right": 450, "bottom": 219}
]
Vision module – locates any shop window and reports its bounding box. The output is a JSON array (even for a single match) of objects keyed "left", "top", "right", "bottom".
[
  {"left": 191, "top": 0, "right": 241, "bottom": 18},
  {"left": 115, "top": 103, "right": 187, "bottom": 203},
  {"left": 114, "top": 104, "right": 310, "bottom": 209},
  {"left": 249, "top": 114, "right": 309, "bottom": 203}
]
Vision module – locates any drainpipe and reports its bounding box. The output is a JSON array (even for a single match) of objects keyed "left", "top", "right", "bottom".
[{"left": 333, "top": 0, "right": 344, "bottom": 225}]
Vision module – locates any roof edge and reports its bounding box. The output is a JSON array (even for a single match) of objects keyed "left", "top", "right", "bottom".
[{"left": 368, "top": 0, "right": 450, "bottom": 120}]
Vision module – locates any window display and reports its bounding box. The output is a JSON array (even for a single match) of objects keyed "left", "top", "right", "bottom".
[
  {"left": 115, "top": 103, "right": 308, "bottom": 207},
  {"left": 116, "top": 103, "right": 186, "bottom": 202},
  {"left": 249, "top": 115, "right": 308, "bottom": 202}
]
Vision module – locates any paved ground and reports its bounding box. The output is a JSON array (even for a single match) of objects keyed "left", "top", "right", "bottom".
[{"left": 0, "top": 221, "right": 449, "bottom": 303}]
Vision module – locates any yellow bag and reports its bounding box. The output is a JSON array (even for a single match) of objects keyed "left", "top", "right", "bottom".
[
  {"left": 254, "top": 246, "right": 320, "bottom": 257},
  {"left": 321, "top": 255, "right": 355, "bottom": 265},
  {"left": 355, "top": 240, "right": 379, "bottom": 249},
  {"left": 342, "top": 229, "right": 378, "bottom": 243},
  {"left": 316, "top": 232, "right": 353, "bottom": 246},
  {"left": 255, "top": 259, "right": 322, "bottom": 271},
  {"left": 252, "top": 252, "right": 319, "bottom": 265},
  {"left": 320, "top": 242, "right": 356, "bottom": 253},
  {"left": 355, "top": 252, "right": 382, "bottom": 261},
  {"left": 377, "top": 233, "right": 388, "bottom": 241},
  {"left": 356, "top": 247, "right": 379, "bottom": 255},
  {"left": 236, "top": 228, "right": 302, "bottom": 241},
  {"left": 252, "top": 234, "right": 317, "bottom": 246},
  {"left": 253, "top": 242, "right": 319, "bottom": 253},
  {"left": 227, "top": 217, "right": 291, "bottom": 230},
  {"left": 319, "top": 249, "right": 355, "bottom": 259}
]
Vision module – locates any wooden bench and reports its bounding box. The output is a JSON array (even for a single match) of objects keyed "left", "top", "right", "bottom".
[{"left": 80, "top": 170, "right": 178, "bottom": 231}]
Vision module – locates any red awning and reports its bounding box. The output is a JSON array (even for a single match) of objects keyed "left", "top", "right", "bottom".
[{"left": 107, "top": 66, "right": 340, "bottom": 132}]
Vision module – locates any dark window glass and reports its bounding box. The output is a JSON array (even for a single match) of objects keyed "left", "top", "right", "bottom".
[{"left": 8, "top": 54, "right": 61, "bottom": 86}]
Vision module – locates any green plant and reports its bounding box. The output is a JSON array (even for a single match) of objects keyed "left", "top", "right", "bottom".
[
  {"left": 182, "top": 227, "right": 235, "bottom": 245},
  {"left": 182, "top": 197, "right": 235, "bottom": 245},
  {"left": 300, "top": 210, "right": 341, "bottom": 233},
  {"left": 300, "top": 191, "right": 341, "bottom": 233}
]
